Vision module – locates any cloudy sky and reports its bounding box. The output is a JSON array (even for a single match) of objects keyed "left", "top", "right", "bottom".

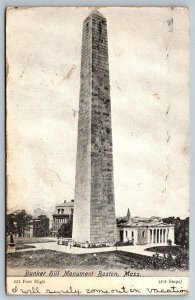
[{"left": 7, "top": 7, "right": 189, "bottom": 218}]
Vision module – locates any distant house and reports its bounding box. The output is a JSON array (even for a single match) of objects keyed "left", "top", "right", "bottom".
[
  {"left": 52, "top": 200, "right": 74, "bottom": 236},
  {"left": 24, "top": 221, "right": 33, "bottom": 238},
  {"left": 117, "top": 210, "right": 174, "bottom": 245},
  {"left": 23, "top": 215, "right": 49, "bottom": 238},
  {"left": 33, "top": 215, "right": 50, "bottom": 237}
]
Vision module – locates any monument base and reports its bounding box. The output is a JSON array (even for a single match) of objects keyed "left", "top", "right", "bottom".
[
  {"left": 7, "top": 243, "right": 16, "bottom": 253},
  {"left": 73, "top": 241, "right": 117, "bottom": 248}
]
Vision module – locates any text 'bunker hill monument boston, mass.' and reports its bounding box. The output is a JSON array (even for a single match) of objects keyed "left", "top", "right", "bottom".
[{"left": 72, "top": 10, "right": 118, "bottom": 245}]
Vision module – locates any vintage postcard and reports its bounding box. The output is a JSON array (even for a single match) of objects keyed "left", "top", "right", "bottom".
[{"left": 6, "top": 7, "right": 189, "bottom": 295}]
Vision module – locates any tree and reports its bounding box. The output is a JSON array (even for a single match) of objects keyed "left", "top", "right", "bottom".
[
  {"left": 162, "top": 216, "right": 189, "bottom": 249},
  {"left": 7, "top": 210, "right": 32, "bottom": 237},
  {"left": 33, "top": 215, "right": 49, "bottom": 237},
  {"left": 6, "top": 213, "right": 17, "bottom": 236},
  {"left": 37, "top": 214, "right": 48, "bottom": 219},
  {"left": 58, "top": 219, "right": 73, "bottom": 238}
]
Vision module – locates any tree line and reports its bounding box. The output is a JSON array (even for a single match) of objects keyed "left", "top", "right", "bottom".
[
  {"left": 162, "top": 217, "right": 189, "bottom": 249},
  {"left": 6, "top": 209, "right": 48, "bottom": 237}
]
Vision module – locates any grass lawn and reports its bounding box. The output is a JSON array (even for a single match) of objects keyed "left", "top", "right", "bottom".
[
  {"left": 145, "top": 245, "right": 189, "bottom": 270},
  {"left": 7, "top": 250, "right": 152, "bottom": 269},
  {"left": 6, "top": 237, "right": 56, "bottom": 251},
  {"left": 6, "top": 249, "right": 188, "bottom": 270},
  {"left": 12, "top": 237, "right": 56, "bottom": 245},
  {"left": 145, "top": 245, "right": 185, "bottom": 256},
  {"left": 15, "top": 244, "right": 36, "bottom": 250}
]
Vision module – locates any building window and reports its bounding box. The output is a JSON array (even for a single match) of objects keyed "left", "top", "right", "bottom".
[
  {"left": 61, "top": 209, "right": 64, "bottom": 214},
  {"left": 142, "top": 231, "right": 145, "bottom": 237},
  {"left": 58, "top": 209, "right": 60, "bottom": 214},
  {"left": 132, "top": 231, "right": 134, "bottom": 238},
  {"left": 126, "top": 231, "right": 128, "bottom": 237},
  {"left": 99, "top": 23, "right": 102, "bottom": 35}
]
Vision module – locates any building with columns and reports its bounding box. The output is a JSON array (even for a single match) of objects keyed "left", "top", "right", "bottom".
[{"left": 117, "top": 214, "right": 174, "bottom": 245}]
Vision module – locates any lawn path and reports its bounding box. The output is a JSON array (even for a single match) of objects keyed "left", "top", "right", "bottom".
[{"left": 15, "top": 242, "right": 162, "bottom": 257}]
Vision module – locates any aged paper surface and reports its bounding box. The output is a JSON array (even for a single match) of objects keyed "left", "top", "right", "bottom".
[{"left": 6, "top": 7, "right": 189, "bottom": 295}]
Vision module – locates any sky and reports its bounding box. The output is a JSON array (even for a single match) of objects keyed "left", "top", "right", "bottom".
[{"left": 6, "top": 7, "right": 189, "bottom": 218}]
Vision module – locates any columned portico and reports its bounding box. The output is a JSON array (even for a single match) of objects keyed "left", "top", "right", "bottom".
[
  {"left": 160, "top": 229, "right": 162, "bottom": 243},
  {"left": 147, "top": 226, "right": 174, "bottom": 245},
  {"left": 153, "top": 229, "right": 156, "bottom": 243},
  {"left": 117, "top": 219, "right": 175, "bottom": 246},
  {"left": 163, "top": 229, "right": 166, "bottom": 243}
]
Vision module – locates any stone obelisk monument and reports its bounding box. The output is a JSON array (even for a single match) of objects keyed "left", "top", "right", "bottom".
[{"left": 72, "top": 10, "right": 117, "bottom": 244}]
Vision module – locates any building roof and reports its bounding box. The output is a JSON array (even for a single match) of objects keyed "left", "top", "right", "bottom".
[
  {"left": 53, "top": 200, "right": 74, "bottom": 216},
  {"left": 56, "top": 202, "right": 74, "bottom": 208},
  {"left": 118, "top": 217, "right": 174, "bottom": 228}
]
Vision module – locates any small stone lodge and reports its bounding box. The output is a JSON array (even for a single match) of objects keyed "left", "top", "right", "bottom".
[{"left": 117, "top": 209, "right": 175, "bottom": 245}]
